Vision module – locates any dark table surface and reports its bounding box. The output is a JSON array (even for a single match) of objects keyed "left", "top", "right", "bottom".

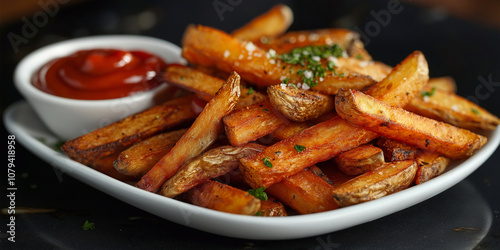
[{"left": 1, "top": 1, "right": 500, "bottom": 249}]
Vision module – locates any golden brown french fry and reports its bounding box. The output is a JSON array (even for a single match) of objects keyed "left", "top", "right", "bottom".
[
  {"left": 414, "top": 150, "right": 450, "bottom": 185},
  {"left": 375, "top": 136, "right": 418, "bottom": 162},
  {"left": 239, "top": 51, "right": 429, "bottom": 188},
  {"left": 136, "top": 72, "right": 241, "bottom": 192},
  {"left": 271, "top": 112, "right": 336, "bottom": 140},
  {"left": 223, "top": 100, "right": 286, "bottom": 146},
  {"left": 61, "top": 95, "right": 199, "bottom": 166},
  {"left": 426, "top": 76, "right": 457, "bottom": 93},
  {"left": 89, "top": 152, "right": 137, "bottom": 182},
  {"left": 319, "top": 163, "right": 353, "bottom": 188},
  {"left": 335, "top": 144, "right": 385, "bottom": 175},
  {"left": 161, "top": 144, "right": 265, "bottom": 198},
  {"left": 331, "top": 160, "right": 418, "bottom": 207},
  {"left": 335, "top": 89, "right": 487, "bottom": 159},
  {"left": 231, "top": 4, "right": 293, "bottom": 41},
  {"left": 164, "top": 64, "right": 267, "bottom": 107},
  {"left": 405, "top": 85, "right": 500, "bottom": 130},
  {"left": 259, "top": 196, "right": 288, "bottom": 217},
  {"left": 113, "top": 129, "right": 187, "bottom": 177},
  {"left": 266, "top": 168, "right": 339, "bottom": 214},
  {"left": 267, "top": 84, "right": 334, "bottom": 122},
  {"left": 183, "top": 180, "right": 260, "bottom": 215},
  {"left": 182, "top": 25, "right": 375, "bottom": 91}
]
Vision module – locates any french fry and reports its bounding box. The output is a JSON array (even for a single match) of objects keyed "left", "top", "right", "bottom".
[
  {"left": 239, "top": 51, "right": 429, "bottom": 188},
  {"left": 89, "top": 152, "right": 137, "bottom": 182},
  {"left": 61, "top": 95, "right": 199, "bottom": 166},
  {"left": 267, "top": 84, "right": 334, "bottom": 122},
  {"left": 405, "top": 85, "right": 500, "bottom": 130},
  {"left": 113, "top": 129, "right": 187, "bottom": 177},
  {"left": 136, "top": 72, "right": 241, "bottom": 192},
  {"left": 335, "top": 144, "right": 385, "bottom": 175},
  {"left": 318, "top": 163, "right": 353, "bottom": 188},
  {"left": 331, "top": 160, "right": 418, "bottom": 207},
  {"left": 271, "top": 112, "right": 336, "bottom": 140},
  {"left": 259, "top": 196, "right": 288, "bottom": 216},
  {"left": 414, "top": 150, "right": 450, "bottom": 185},
  {"left": 161, "top": 144, "right": 265, "bottom": 198},
  {"left": 164, "top": 64, "right": 267, "bottom": 107},
  {"left": 182, "top": 24, "right": 376, "bottom": 92},
  {"left": 375, "top": 136, "right": 418, "bottom": 162},
  {"left": 335, "top": 89, "right": 487, "bottom": 159},
  {"left": 266, "top": 168, "right": 339, "bottom": 214},
  {"left": 426, "top": 76, "right": 457, "bottom": 93},
  {"left": 335, "top": 57, "right": 392, "bottom": 82},
  {"left": 183, "top": 180, "right": 260, "bottom": 215},
  {"left": 231, "top": 4, "right": 293, "bottom": 41},
  {"left": 223, "top": 100, "right": 286, "bottom": 146}
]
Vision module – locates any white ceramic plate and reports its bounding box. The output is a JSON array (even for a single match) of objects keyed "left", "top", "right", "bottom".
[{"left": 4, "top": 101, "right": 500, "bottom": 240}]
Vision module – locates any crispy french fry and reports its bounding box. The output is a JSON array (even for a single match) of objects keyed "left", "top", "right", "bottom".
[
  {"left": 62, "top": 95, "right": 199, "bottom": 166},
  {"left": 223, "top": 100, "right": 286, "bottom": 146},
  {"left": 259, "top": 196, "right": 288, "bottom": 216},
  {"left": 231, "top": 4, "right": 293, "bottom": 41},
  {"left": 271, "top": 112, "right": 336, "bottom": 140},
  {"left": 89, "top": 152, "right": 137, "bottom": 182},
  {"left": 164, "top": 64, "right": 267, "bottom": 107},
  {"left": 375, "top": 136, "right": 418, "bottom": 162},
  {"left": 319, "top": 163, "right": 353, "bottom": 188},
  {"left": 405, "top": 86, "right": 500, "bottom": 130},
  {"left": 182, "top": 25, "right": 375, "bottom": 92},
  {"left": 136, "top": 72, "right": 241, "bottom": 192},
  {"left": 239, "top": 51, "right": 429, "bottom": 188},
  {"left": 335, "top": 57, "right": 392, "bottom": 82},
  {"left": 161, "top": 144, "right": 265, "bottom": 198},
  {"left": 266, "top": 168, "right": 339, "bottom": 214},
  {"left": 267, "top": 84, "right": 334, "bottom": 122},
  {"left": 335, "top": 89, "right": 487, "bottom": 159},
  {"left": 183, "top": 180, "right": 260, "bottom": 215},
  {"left": 113, "top": 129, "right": 187, "bottom": 177},
  {"left": 335, "top": 144, "right": 385, "bottom": 175},
  {"left": 331, "top": 160, "right": 418, "bottom": 207},
  {"left": 426, "top": 76, "right": 456, "bottom": 93},
  {"left": 414, "top": 150, "right": 450, "bottom": 185}
]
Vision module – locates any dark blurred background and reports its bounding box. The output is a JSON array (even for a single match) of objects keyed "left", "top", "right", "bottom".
[{"left": 1, "top": 1, "right": 500, "bottom": 249}]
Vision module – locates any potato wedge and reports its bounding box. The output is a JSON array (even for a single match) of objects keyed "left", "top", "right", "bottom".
[
  {"left": 335, "top": 89, "right": 487, "bottom": 159},
  {"left": 319, "top": 162, "right": 353, "bottom": 188},
  {"left": 161, "top": 144, "right": 265, "bottom": 198},
  {"left": 335, "top": 144, "right": 384, "bottom": 175},
  {"left": 259, "top": 196, "right": 288, "bottom": 217},
  {"left": 266, "top": 168, "right": 339, "bottom": 214},
  {"left": 231, "top": 4, "right": 293, "bottom": 41},
  {"left": 113, "top": 129, "right": 187, "bottom": 177},
  {"left": 375, "top": 136, "right": 418, "bottom": 162},
  {"left": 182, "top": 24, "right": 376, "bottom": 92},
  {"left": 335, "top": 57, "right": 392, "bottom": 82},
  {"left": 405, "top": 86, "right": 500, "bottom": 130},
  {"left": 223, "top": 100, "right": 286, "bottom": 146},
  {"left": 183, "top": 180, "right": 260, "bottom": 215},
  {"left": 427, "top": 76, "right": 456, "bottom": 93},
  {"left": 414, "top": 150, "right": 450, "bottom": 185},
  {"left": 331, "top": 160, "right": 418, "bottom": 207},
  {"left": 89, "top": 152, "right": 137, "bottom": 182},
  {"left": 267, "top": 84, "right": 334, "bottom": 122},
  {"left": 136, "top": 72, "right": 240, "bottom": 192},
  {"left": 164, "top": 64, "right": 267, "bottom": 107},
  {"left": 61, "top": 95, "right": 199, "bottom": 166},
  {"left": 239, "top": 51, "right": 429, "bottom": 188}
]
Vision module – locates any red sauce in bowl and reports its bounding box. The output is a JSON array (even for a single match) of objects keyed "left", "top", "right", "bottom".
[{"left": 31, "top": 49, "right": 167, "bottom": 100}]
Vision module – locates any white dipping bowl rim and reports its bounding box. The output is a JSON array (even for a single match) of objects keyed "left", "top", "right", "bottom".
[{"left": 14, "top": 35, "right": 183, "bottom": 140}]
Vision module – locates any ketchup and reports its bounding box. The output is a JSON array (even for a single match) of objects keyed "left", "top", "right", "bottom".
[{"left": 31, "top": 49, "right": 167, "bottom": 100}]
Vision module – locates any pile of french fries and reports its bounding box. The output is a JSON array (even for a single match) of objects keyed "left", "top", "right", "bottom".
[{"left": 61, "top": 5, "right": 499, "bottom": 216}]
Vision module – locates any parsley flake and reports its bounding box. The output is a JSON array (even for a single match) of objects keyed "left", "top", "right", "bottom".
[
  {"left": 82, "top": 220, "right": 95, "bottom": 231},
  {"left": 246, "top": 87, "right": 254, "bottom": 95},
  {"left": 255, "top": 211, "right": 263, "bottom": 216},
  {"left": 247, "top": 187, "right": 268, "bottom": 201},
  {"left": 262, "top": 157, "right": 273, "bottom": 168},
  {"left": 421, "top": 87, "right": 436, "bottom": 97},
  {"left": 294, "top": 144, "right": 306, "bottom": 153},
  {"left": 472, "top": 108, "right": 480, "bottom": 114}
]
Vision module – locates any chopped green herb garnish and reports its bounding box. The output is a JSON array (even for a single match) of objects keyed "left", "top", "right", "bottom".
[
  {"left": 472, "top": 108, "right": 480, "bottom": 114},
  {"left": 294, "top": 144, "right": 306, "bottom": 153},
  {"left": 82, "top": 220, "right": 95, "bottom": 230},
  {"left": 247, "top": 187, "right": 268, "bottom": 201},
  {"left": 255, "top": 211, "right": 263, "bottom": 216},
  {"left": 262, "top": 156, "right": 273, "bottom": 168},
  {"left": 421, "top": 87, "right": 436, "bottom": 97},
  {"left": 356, "top": 54, "right": 363, "bottom": 60},
  {"left": 281, "top": 78, "right": 290, "bottom": 85},
  {"left": 263, "top": 108, "right": 269, "bottom": 112},
  {"left": 246, "top": 87, "right": 254, "bottom": 95}
]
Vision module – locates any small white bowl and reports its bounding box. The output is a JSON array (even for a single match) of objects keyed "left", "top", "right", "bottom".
[{"left": 14, "top": 35, "right": 184, "bottom": 140}]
